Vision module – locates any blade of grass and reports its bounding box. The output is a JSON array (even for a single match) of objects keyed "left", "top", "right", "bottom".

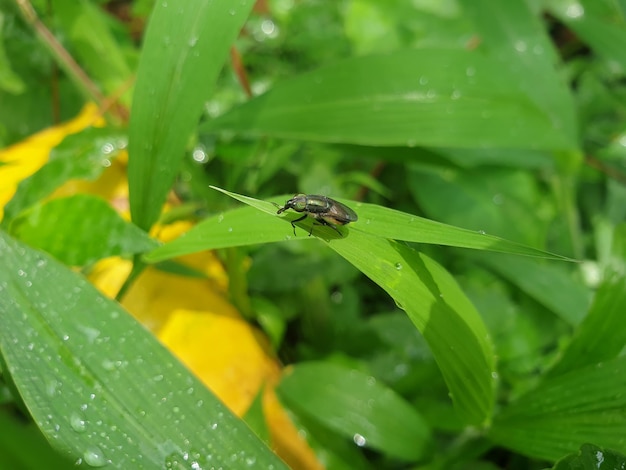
[
  {"left": 0, "top": 230, "right": 287, "bottom": 469},
  {"left": 128, "top": 0, "right": 254, "bottom": 231},
  {"left": 490, "top": 356, "right": 626, "bottom": 461},
  {"left": 147, "top": 188, "right": 498, "bottom": 425},
  {"left": 144, "top": 188, "right": 576, "bottom": 262},
  {"left": 277, "top": 362, "right": 432, "bottom": 461},
  {"left": 202, "top": 49, "right": 576, "bottom": 150}
]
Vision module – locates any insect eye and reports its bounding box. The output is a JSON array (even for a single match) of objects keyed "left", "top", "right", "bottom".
[{"left": 293, "top": 200, "right": 307, "bottom": 210}]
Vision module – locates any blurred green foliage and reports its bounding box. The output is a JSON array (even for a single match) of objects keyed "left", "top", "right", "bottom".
[{"left": 3, "top": 0, "right": 626, "bottom": 468}]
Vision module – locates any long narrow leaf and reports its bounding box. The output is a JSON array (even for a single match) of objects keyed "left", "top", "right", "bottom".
[
  {"left": 128, "top": 0, "right": 254, "bottom": 230},
  {"left": 144, "top": 188, "right": 575, "bottom": 262},
  {"left": 548, "top": 274, "right": 626, "bottom": 377},
  {"left": 202, "top": 49, "right": 575, "bottom": 150},
  {"left": 0, "top": 231, "right": 286, "bottom": 468},
  {"left": 490, "top": 356, "right": 626, "bottom": 461},
  {"left": 146, "top": 188, "right": 497, "bottom": 425}
]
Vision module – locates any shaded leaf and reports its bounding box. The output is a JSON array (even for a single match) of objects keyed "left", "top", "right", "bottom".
[
  {"left": 551, "top": 443, "right": 626, "bottom": 470},
  {"left": 480, "top": 254, "right": 591, "bottom": 326},
  {"left": 548, "top": 274, "right": 626, "bottom": 377},
  {"left": 490, "top": 356, "right": 626, "bottom": 461},
  {"left": 277, "top": 362, "right": 431, "bottom": 461}
]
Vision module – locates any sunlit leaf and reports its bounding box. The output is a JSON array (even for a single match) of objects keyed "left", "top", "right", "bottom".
[
  {"left": 0, "top": 231, "right": 287, "bottom": 468},
  {"left": 128, "top": 0, "right": 255, "bottom": 230},
  {"left": 202, "top": 49, "right": 576, "bottom": 150}
]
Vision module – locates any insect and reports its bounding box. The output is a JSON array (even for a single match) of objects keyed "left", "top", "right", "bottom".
[{"left": 276, "top": 194, "right": 358, "bottom": 237}]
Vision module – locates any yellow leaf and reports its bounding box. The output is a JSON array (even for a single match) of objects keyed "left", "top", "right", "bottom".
[
  {"left": 159, "top": 310, "right": 279, "bottom": 414},
  {"left": 0, "top": 103, "right": 104, "bottom": 220},
  {"left": 158, "top": 310, "right": 323, "bottom": 470}
]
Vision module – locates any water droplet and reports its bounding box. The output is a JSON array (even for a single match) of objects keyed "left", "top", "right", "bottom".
[
  {"left": 477, "top": 230, "right": 487, "bottom": 235},
  {"left": 46, "top": 379, "right": 60, "bottom": 397},
  {"left": 217, "top": 213, "right": 224, "bottom": 223},
  {"left": 395, "top": 262, "right": 403, "bottom": 270},
  {"left": 566, "top": 3, "right": 584, "bottom": 19},
  {"left": 514, "top": 40, "right": 527, "bottom": 53},
  {"left": 261, "top": 19, "right": 276, "bottom": 36},
  {"left": 83, "top": 445, "right": 108, "bottom": 467},
  {"left": 70, "top": 412, "right": 87, "bottom": 432},
  {"left": 353, "top": 433, "right": 367, "bottom": 447}
]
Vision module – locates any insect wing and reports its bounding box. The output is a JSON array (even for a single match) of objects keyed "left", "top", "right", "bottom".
[{"left": 327, "top": 199, "right": 358, "bottom": 224}]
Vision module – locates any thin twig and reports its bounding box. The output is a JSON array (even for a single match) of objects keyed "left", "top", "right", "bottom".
[{"left": 15, "top": 0, "right": 105, "bottom": 105}]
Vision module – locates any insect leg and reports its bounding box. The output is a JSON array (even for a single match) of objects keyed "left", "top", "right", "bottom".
[
  {"left": 315, "top": 219, "right": 343, "bottom": 237},
  {"left": 290, "top": 214, "right": 308, "bottom": 236}
]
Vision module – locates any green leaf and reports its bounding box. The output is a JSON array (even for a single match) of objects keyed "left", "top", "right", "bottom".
[
  {"left": 408, "top": 165, "right": 549, "bottom": 248},
  {"left": 128, "top": 0, "right": 255, "bottom": 231},
  {"left": 0, "top": 231, "right": 287, "bottom": 468},
  {"left": 551, "top": 443, "right": 626, "bottom": 470},
  {"left": 146, "top": 188, "right": 498, "bottom": 425},
  {"left": 459, "top": 0, "right": 578, "bottom": 146},
  {"left": 202, "top": 49, "right": 576, "bottom": 150},
  {"left": 328, "top": 230, "right": 496, "bottom": 425},
  {"left": 53, "top": 0, "right": 133, "bottom": 104},
  {"left": 1, "top": 127, "right": 126, "bottom": 226},
  {"left": 0, "top": 408, "right": 73, "bottom": 468},
  {"left": 549, "top": 0, "right": 626, "bottom": 75},
  {"left": 144, "top": 188, "right": 575, "bottom": 263},
  {"left": 489, "top": 356, "right": 626, "bottom": 461},
  {"left": 548, "top": 274, "right": 626, "bottom": 377},
  {"left": 0, "top": 14, "right": 25, "bottom": 94},
  {"left": 10, "top": 194, "right": 157, "bottom": 266},
  {"left": 479, "top": 254, "right": 591, "bottom": 326},
  {"left": 277, "top": 362, "right": 431, "bottom": 461}
]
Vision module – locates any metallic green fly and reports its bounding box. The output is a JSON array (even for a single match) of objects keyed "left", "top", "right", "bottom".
[{"left": 276, "top": 194, "right": 358, "bottom": 236}]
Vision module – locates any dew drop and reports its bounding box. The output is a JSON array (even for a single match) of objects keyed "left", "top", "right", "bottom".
[
  {"left": 83, "top": 445, "right": 108, "bottom": 467},
  {"left": 566, "top": 3, "right": 584, "bottom": 19},
  {"left": 395, "top": 262, "right": 403, "bottom": 270},
  {"left": 70, "top": 412, "right": 87, "bottom": 433},
  {"left": 353, "top": 433, "right": 367, "bottom": 447}
]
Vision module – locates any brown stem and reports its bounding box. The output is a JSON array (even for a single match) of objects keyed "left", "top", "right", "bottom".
[
  {"left": 230, "top": 46, "right": 252, "bottom": 98},
  {"left": 15, "top": 0, "right": 105, "bottom": 105}
]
